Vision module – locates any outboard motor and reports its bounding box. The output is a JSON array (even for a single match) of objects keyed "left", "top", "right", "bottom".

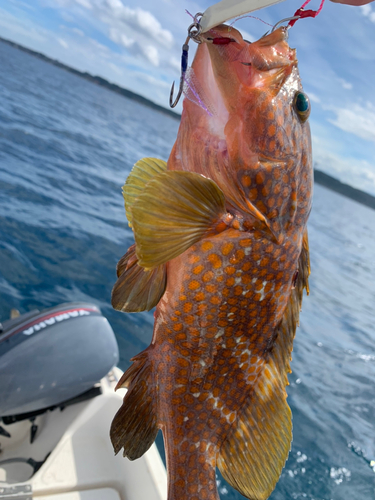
[{"left": 0, "top": 302, "right": 119, "bottom": 418}]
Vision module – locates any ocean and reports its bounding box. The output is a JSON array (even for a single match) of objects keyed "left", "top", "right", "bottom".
[{"left": 0, "top": 40, "right": 374, "bottom": 500}]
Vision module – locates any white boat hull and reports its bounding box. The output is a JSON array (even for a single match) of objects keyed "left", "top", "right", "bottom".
[{"left": 0, "top": 367, "right": 167, "bottom": 500}]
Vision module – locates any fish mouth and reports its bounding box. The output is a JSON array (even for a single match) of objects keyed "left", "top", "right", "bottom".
[{"left": 204, "top": 26, "right": 296, "bottom": 92}]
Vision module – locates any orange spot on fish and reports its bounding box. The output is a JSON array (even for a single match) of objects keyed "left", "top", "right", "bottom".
[
  {"left": 239, "top": 238, "right": 252, "bottom": 248},
  {"left": 208, "top": 253, "right": 222, "bottom": 269},
  {"left": 249, "top": 187, "right": 258, "bottom": 201},
  {"left": 201, "top": 241, "right": 214, "bottom": 252},
  {"left": 268, "top": 124, "right": 276, "bottom": 136},
  {"left": 255, "top": 171, "right": 266, "bottom": 184},
  {"left": 241, "top": 175, "right": 252, "bottom": 187},
  {"left": 221, "top": 241, "right": 234, "bottom": 255},
  {"left": 189, "top": 254, "right": 201, "bottom": 264},
  {"left": 241, "top": 274, "right": 252, "bottom": 285},
  {"left": 224, "top": 265, "right": 236, "bottom": 275},
  {"left": 175, "top": 331, "right": 186, "bottom": 340},
  {"left": 231, "top": 249, "right": 245, "bottom": 263},
  {"left": 188, "top": 280, "right": 200, "bottom": 291},
  {"left": 194, "top": 291, "right": 205, "bottom": 301},
  {"left": 193, "top": 264, "right": 204, "bottom": 274},
  {"left": 215, "top": 221, "right": 228, "bottom": 233},
  {"left": 177, "top": 357, "right": 189, "bottom": 368},
  {"left": 273, "top": 168, "right": 281, "bottom": 180},
  {"left": 183, "top": 302, "right": 192, "bottom": 313},
  {"left": 232, "top": 219, "right": 240, "bottom": 230},
  {"left": 202, "top": 271, "right": 214, "bottom": 283},
  {"left": 264, "top": 282, "right": 273, "bottom": 293}
]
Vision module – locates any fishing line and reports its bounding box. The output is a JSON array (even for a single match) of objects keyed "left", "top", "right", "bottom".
[
  {"left": 288, "top": 0, "right": 326, "bottom": 27},
  {"left": 229, "top": 15, "right": 273, "bottom": 28}
]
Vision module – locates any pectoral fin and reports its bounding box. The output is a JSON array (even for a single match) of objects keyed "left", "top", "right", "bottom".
[
  {"left": 131, "top": 171, "right": 227, "bottom": 269},
  {"left": 112, "top": 244, "right": 167, "bottom": 312},
  {"left": 123, "top": 157, "right": 167, "bottom": 227}
]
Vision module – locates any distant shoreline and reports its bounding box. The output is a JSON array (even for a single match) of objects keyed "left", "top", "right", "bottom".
[
  {"left": 0, "top": 36, "right": 180, "bottom": 121},
  {"left": 314, "top": 170, "right": 375, "bottom": 210},
  {"left": 1, "top": 36, "right": 374, "bottom": 211}
]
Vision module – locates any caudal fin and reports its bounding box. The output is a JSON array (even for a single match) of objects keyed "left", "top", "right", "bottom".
[{"left": 110, "top": 351, "right": 158, "bottom": 460}]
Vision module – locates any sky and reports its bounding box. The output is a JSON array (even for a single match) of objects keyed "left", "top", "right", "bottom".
[{"left": 0, "top": 0, "right": 374, "bottom": 195}]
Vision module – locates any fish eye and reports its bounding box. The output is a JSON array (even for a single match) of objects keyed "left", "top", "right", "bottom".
[{"left": 293, "top": 91, "right": 310, "bottom": 123}]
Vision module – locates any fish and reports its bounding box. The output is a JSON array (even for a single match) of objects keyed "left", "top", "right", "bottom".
[{"left": 111, "top": 23, "right": 313, "bottom": 500}]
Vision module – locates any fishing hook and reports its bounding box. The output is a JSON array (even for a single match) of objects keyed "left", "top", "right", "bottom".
[
  {"left": 271, "top": 15, "right": 301, "bottom": 31},
  {"left": 169, "top": 14, "right": 203, "bottom": 108}
]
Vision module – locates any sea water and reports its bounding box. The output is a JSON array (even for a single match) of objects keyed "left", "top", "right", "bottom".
[{"left": 0, "top": 41, "right": 374, "bottom": 500}]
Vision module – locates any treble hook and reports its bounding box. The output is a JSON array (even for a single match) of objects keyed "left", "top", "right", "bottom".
[
  {"left": 169, "top": 15, "right": 203, "bottom": 108},
  {"left": 169, "top": 36, "right": 190, "bottom": 108}
]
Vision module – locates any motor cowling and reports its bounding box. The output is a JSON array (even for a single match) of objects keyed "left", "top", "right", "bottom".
[{"left": 0, "top": 302, "right": 119, "bottom": 417}]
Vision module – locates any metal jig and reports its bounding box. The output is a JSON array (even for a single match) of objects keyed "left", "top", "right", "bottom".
[{"left": 169, "top": 13, "right": 203, "bottom": 108}]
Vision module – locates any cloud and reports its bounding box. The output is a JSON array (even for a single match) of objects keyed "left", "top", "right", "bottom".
[
  {"left": 109, "top": 28, "right": 135, "bottom": 48},
  {"left": 360, "top": 4, "right": 375, "bottom": 22},
  {"left": 9, "top": 0, "right": 36, "bottom": 10},
  {"left": 48, "top": 0, "right": 174, "bottom": 47},
  {"left": 338, "top": 78, "right": 353, "bottom": 91},
  {"left": 58, "top": 37, "right": 69, "bottom": 48},
  {"left": 307, "top": 92, "right": 321, "bottom": 104},
  {"left": 60, "top": 25, "right": 85, "bottom": 36},
  {"left": 312, "top": 133, "right": 375, "bottom": 195},
  {"left": 40, "top": 0, "right": 174, "bottom": 68},
  {"left": 329, "top": 103, "right": 375, "bottom": 143},
  {"left": 113, "top": 6, "right": 173, "bottom": 47},
  {"left": 140, "top": 44, "right": 159, "bottom": 67},
  {"left": 0, "top": 6, "right": 48, "bottom": 43},
  {"left": 168, "top": 56, "right": 181, "bottom": 72}
]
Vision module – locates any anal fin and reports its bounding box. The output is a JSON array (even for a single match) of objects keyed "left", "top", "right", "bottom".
[
  {"left": 217, "top": 358, "right": 292, "bottom": 500},
  {"left": 111, "top": 244, "right": 167, "bottom": 312},
  {"left": 111, "top": 352, "right": 158, "bottom": 460}
]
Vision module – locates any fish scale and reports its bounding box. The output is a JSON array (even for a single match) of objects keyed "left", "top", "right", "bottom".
[{"left": 111, "top": 24, "right": 313, "bottom": 500}]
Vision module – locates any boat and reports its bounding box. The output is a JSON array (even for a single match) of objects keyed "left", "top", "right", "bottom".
[{"left": 0, "top": 302, "right": 167, "bottom": 500}]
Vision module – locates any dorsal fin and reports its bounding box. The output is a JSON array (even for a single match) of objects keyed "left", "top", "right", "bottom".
[{"left": 217, "top": 229, "right": 310, "bottom": 499}]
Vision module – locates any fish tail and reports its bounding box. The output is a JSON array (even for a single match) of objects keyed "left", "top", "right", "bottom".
[{"left": 110, "top": 350, "right": 158, "bottom": 460}]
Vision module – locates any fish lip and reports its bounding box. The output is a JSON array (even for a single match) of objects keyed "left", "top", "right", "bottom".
[{"left": 203, "top": 35, "right": 237, "bottom": 44}]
